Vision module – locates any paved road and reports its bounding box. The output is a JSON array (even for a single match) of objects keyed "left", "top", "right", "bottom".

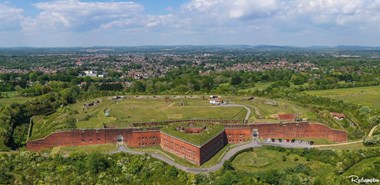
[
  {"left": 220, "top": 104, "right": 251, "bottom": 122},
  {"left": 111, "top": 140, "right": 312, "bottom": 174}
]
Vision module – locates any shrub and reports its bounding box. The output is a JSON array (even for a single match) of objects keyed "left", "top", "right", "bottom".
[{"left": 363, "top": 135, "right": 380, "bottom": 146}]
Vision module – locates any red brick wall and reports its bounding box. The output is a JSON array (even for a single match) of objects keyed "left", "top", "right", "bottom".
[
  {"left": 160, "top": 132, "right": 201, "bottom": 165},
  {"left": 224, "top": 123, "right": 348, "bottom": 143},
  {"left": 128, "top": 131, "right": 161, "bottom": 147},
  {"left": 199, "top": 131, "right": 226, "bottom": 164},
  {"left": 26, "top": 129, "right": 108, "bottom": 151},
  {"left": 26, "top": 128, "right": 161, "bottom": 151},
  {"left": 250, "top": 122, "right": 347, "bottom": 142},
  {"left": 27, "top": 122, "right": 348, "bottom": 152},
  {"left": 225, "top": 129, "right": 252, "bottom": 144},
  {"left": 160, "top": 131, "right": 226, "bottom": 165}
]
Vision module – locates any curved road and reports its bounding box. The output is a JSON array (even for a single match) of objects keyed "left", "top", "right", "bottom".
[
  {"left": 220, "top": 104, "right": 251, "bottom": 122},
  {"left": 314, "top": 124, "right": 379, "bottom": 148},
  {"left": 369, "top": 124, "right": 379, "bottom": 137},
  {"left": 111, "top": 140, "right": 312, "bottom": 174},
  {"left": 246, "top": 105, "right": 262, "bottom": 119}
]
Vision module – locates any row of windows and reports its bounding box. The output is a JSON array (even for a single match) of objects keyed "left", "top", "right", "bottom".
[
  {"left": 138, "top": 142, "right": 157, "bottom": 146},
  {"left": 228, "top": 135, "right": 243, "bottom": 138},
  {"left": 162, "top": 139, "right": 196, "bottom": 154},
  {"left": 162, "top": 144, "right": 196, "bottom": 156},
  {"left": 138, "top": 136, "right": 157, "bottom": 140},
  {"left": 228, "top": 139, "right": 243, "bottom": 142},
  {"left": 81, "top": 138, "right": 102, "bottom": 142},
  {"left": 227, "top": 134, "right": 245, "bottom": 137},
  {"left": 165, "top": 146, "right": 196, "bottom": 159}
]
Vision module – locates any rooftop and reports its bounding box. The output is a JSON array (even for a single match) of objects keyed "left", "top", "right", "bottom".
[
  {"left": 278, "top": 114, "right": 296, "bottom": 120},
  {"left": 161, "top": 122, "right": 225, "bottom": 147}
]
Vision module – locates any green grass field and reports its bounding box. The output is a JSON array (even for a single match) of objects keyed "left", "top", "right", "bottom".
[
  {"left": 306, "top": 86, "right": 380, "bottom": 109},
  {"left": 29, "top": 95, "right": 332, "bottom": 142},
  {"left": 51, "top": 144, "right": 118, "bottom": 155},
  {"left": 238, "top": 82, "right": 273, "bottom": 93},
  {"left": 0, "top": 92, "right": 31, "bottom": 107},
  {"left": 233, "top": 97, "right": 319, "bottom": 122},
  {"left": 30, "top": 96, "right": 248, "bottom": 139},
  {"left": 72, "top": 97, "right": 247, "bottom": 128},
  {"left": 231, "top": 148, "right": 335, "bottom": 175}
]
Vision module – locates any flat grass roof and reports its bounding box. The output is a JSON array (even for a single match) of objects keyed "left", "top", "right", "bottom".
[{"left": 161, "top": 122, "right": 225, "bottom": 147}]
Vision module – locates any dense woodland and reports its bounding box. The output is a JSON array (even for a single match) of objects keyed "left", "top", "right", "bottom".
[{"left": 1, "top": 146, "right": 379, "bottom": 184}]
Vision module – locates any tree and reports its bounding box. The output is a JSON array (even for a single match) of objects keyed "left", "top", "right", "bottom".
[
  {"left": 130, "top": 81, "right": 146, "bottom": 93},
  {"left": 201, "top": 77, "right": 214, "bottom": 92},
  {"left": 368, "top": 115, "right": 380, "bottom": 127},
  {"left": 85, "top": 153, "right": 110, "bottom": 174},
  {"left": 230, "top": 76, "right": 242, "bottom": 85}
]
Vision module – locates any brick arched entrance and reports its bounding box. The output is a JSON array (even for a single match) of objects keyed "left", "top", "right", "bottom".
[
  {"left": 252, "top": 129, "right": 259, "bottom": 140},
  {"left": 116, "top": 135, "right": 124, "bottom": 143}
]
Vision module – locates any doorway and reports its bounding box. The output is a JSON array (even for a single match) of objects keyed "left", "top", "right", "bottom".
[{"left": 116, "top": 135, "right": 124, "bottom": 143}]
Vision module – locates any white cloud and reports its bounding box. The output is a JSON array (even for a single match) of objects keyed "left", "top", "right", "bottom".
[
  {"left": 182, "top": 0, "right": 380, "bottom": 27},
  {"left": 183, "top": 0, "right": 278, "bottom": 20},
  {"left": 279, "top": 0, "right": 380, "bottom": 27},
  {"left": 0, "top": 4, "right": 24, "bottom": 31},
  {"left": 3, "top": 0, "right": 380, "bottom": 46},
  {"left": 25, "top": 0, "right": 145, "bottom": 32}
]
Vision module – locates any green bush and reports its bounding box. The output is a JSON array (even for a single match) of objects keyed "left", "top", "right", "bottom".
[{"left": 363, "top": 135, "right": 380, "bottom": 146}]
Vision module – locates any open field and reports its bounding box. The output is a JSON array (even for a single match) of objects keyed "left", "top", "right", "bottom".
[
  {"left": 73, "top": 97, "right": 247, "bottom": 128},
  {"left": 0, "top": 92, "right": 31, "bottom": 107},
  {"left": 231, "top": 147, "right": 335, "bottom": 175},
  {"left": 233, "top": 97, "right": 319, "bottom": 122},
  {"left": 238, "top": 82, "right": 273, "bottom": 92},
  {"left": 306, "top": 86, "right": 380, "bottom": 109},
  {"left": 30, "top": 96, "right": 247, "bottom": 139},
  {"left": 29, "top": 95, "right": 333, "bottom": 141},
  {"left": 51, "top": 144, "right": 118, "bottom": 155}
]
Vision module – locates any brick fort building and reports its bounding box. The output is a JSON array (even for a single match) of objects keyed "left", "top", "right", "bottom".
[{"left": 27, "top": 120, "right": 347, "bottom": 165}]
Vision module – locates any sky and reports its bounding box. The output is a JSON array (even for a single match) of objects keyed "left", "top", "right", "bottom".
[{"left": 1, "top": 0, "right": 380, "bottom": 47}]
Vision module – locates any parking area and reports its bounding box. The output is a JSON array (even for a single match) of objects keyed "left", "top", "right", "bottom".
[{"left": 262, "top": 138, "right": 314, "bottom": 148}]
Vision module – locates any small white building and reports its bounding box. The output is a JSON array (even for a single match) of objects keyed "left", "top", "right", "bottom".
[
  {"left": 84, "top": 70, "right": 97, "bottom": 77},
  {"left": 209, "top": 95, "right": 223, "bottom": 105}
]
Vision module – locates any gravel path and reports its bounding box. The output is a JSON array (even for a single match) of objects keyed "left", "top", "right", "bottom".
[{"left": 220, "top": 104, "right": 251, "bottom": 122}]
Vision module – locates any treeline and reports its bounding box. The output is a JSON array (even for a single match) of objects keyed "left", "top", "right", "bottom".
[
  {"left": 1, "top": 146, "right": 379, "bottom": 184},
  {"left": 126, "top": 67, "right": 295, "bottom": 94},
  {"left": 0, "top": 86, "right": 80, "bottom": 150}
]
